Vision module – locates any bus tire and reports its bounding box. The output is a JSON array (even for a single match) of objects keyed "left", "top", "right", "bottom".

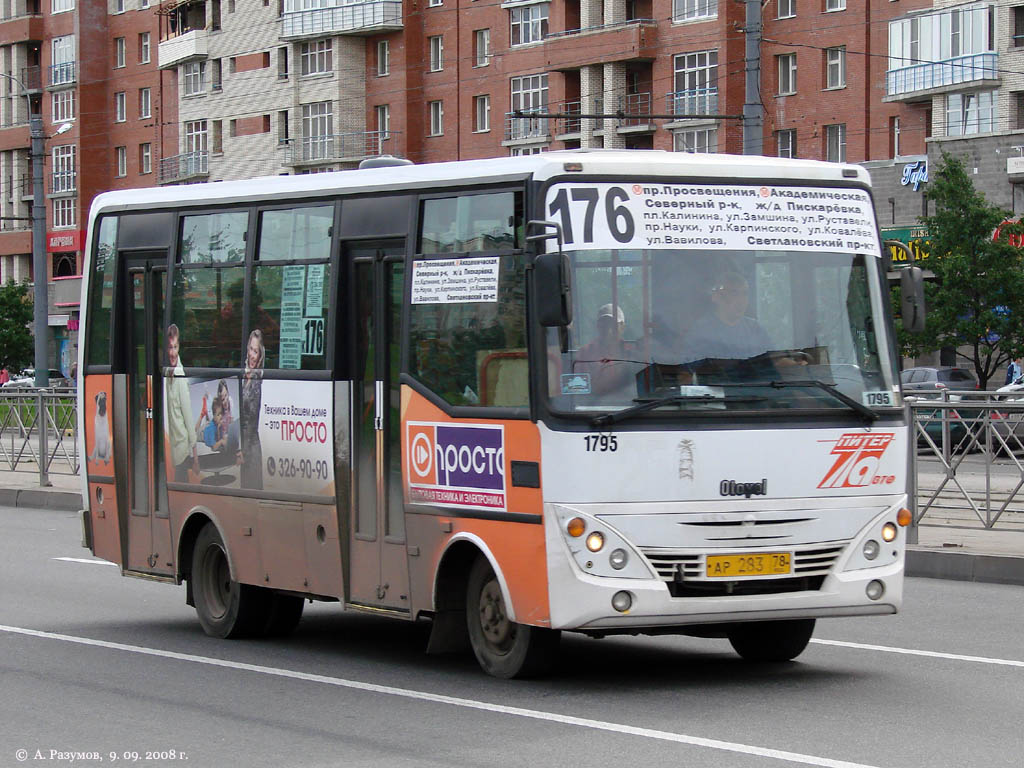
[
  {"left": 726, "top": 619, "right": 815, "bottom": 662},
  {"left": 466, "top": 555, "right": 559, "bottom": 678},
  {"left": 262, "top": 593, "right": 304, "bottom": 637},
  {"left": 191, "top": 523, "right": 266, "bottom": 639}
]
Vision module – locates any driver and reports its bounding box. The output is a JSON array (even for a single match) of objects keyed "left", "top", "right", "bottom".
[{"left": 683, "top": 272, "right": 772, "bottom": 362}]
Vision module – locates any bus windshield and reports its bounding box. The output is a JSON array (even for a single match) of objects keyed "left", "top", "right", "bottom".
[{"left": 546, "top": 247, "right": 898, "bottom": 417}]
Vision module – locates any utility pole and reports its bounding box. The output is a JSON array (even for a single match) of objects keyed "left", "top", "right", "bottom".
[
  {"left": 743, "top": 0, "right": 764, "bottom": 156},
  {"left": 30, "top": 112, "right": 48, "bottom": 388}
]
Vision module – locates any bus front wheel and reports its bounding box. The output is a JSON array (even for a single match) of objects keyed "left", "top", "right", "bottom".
[
  {"left": 466, "top": 556, "right": 559, "bottom": 678},
  {"left": 727, "top": 619, "right": 816, "bottom": 662},
  {"left": 191, "top": 523, "right": 266, "bottom": 639}
]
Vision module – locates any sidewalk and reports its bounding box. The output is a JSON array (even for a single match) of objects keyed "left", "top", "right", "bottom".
[{"left": 1, "top": 468, "right": 1021, "bottom": 586}]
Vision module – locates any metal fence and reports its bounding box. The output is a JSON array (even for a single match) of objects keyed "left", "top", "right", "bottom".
[{"left": 0, "top": 389, "right": 78, "bottom": 485}]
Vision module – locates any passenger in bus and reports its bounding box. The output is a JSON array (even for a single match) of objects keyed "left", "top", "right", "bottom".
[
  {"left": 240, "top": 329, "right": 265, "bottom": 490},
  {"left": 165, "top": 323, "right": 199, "bottom": 482},
  {"left": 574, "top": 303, "right": 641, "bottom": 396}
]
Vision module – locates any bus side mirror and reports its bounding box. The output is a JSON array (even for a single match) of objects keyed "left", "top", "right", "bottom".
[
  {"left": 900, "top": 265, "right": 926, "bottom": 334},
  {"left": 527, "top": 220, "right": 572, "bottom": 327}
]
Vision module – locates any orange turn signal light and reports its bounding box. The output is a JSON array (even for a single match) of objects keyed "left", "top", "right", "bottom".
[
  {"left": 567, "top": 517, "right": 586, "bottom": 537},
  {"left": 897, "top": 508, "right": 912, "bottom": 527}
]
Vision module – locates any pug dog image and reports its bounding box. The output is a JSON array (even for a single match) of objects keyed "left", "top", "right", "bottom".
[{"left": 88, "top": 391, "right": 111, "bottom": 464}]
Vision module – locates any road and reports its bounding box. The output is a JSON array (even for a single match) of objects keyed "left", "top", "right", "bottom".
[{"left": 1, "top": 505, "right": 1021, "bottom": 768}]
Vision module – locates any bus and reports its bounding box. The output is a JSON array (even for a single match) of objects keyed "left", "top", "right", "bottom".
[{"left": 78, "top": 150, "right": 912, "bottom": 678}]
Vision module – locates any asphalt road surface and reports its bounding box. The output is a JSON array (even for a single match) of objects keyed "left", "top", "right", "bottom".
[{"left": 1, "top": 505, "right": 1021, "bottom": 768}]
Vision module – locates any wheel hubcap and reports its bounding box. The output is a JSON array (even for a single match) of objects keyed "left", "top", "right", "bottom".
[{"left": 478, "top": 579, "right": 512, "bottom": 647}]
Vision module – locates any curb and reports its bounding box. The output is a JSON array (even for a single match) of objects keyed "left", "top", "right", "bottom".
[
  {"left": 0, "top": 488, "right": 82, "bottom": 512},
  {"left": 906, "top": 548, "right": 1024, "bottom": 586}
]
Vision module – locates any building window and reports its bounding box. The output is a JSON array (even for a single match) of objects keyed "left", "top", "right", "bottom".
[
  {"left": 278, "top": 110, "right": 289, "bottom": 142},
  {"left": 1014, "top": 7, "right": 1024, "bottom": 48},
  {"left": 825, "top": 0, "right": 845, "bottom": 11},
  {"left": 277, "top": 47, "right": 289, "bottom": 79},
  {"left": 825, "top": 123, "right": 846, "bottom": 162},
  {"left": 889, "top": 116, "right": 900, "bottom": 157},
  {"left": 510, "top": 73, "right": 548, "bottom": 139},
  {"left": 52, "top": 0, "right": 74, "bottom": 13},
  {"left": 139, "top": 32, "right": 151, "bottom": 64},
  {"left": 52, "top": 90, "right": 75, "bottom": 123},
  {"left": 375, "top": 104, "right": 390, "bottom": 139},
  {"left": 183, "top": 62, "right": 205, "bottom": 95},
  {"left": 474, "top": 29, "right": 490, "bottom": 67},
  {"left": 115, "top": 0, "right": 124, "bottom": 11},
  {"left": 511, "top": 145, "right": 544, "bottom": 156},
  {"left": 51, "top": 36, "right": 75, "bottom": 86},
  {"left": 825, "top": 47, "right": 845, "bottom": 89},
  {"left": 53, "top": 197, "right": 76, "bottom": 229},
  {"left": 429, "top": 35, "right": 444, "bottom": 71},
  {"left": 510, "top": 4, "right": 548, "bottom": 46},
  {"left": 116, "top": 146, "right": 127, "bottom": 178},
  {"left": 212, "top": 59, "right": 222, "bottom": 90},
  {"left": 777, "top": 53, "right": 796, "bottom": 95},
  {"left": 115, "top": 37, "right": 126, "bottom": 68},
  {"left": 674, "top": 127, "right": 717, "bottom": 153},
  {"left": 300, "top": 39, "right": 332, "bottom": 75},
  {"left": 474, "top": 94, "right": 490, "bottom": 132},
  {"left": 301, "top": 101, "right": 333, "bottom": 159},
  {"left": 377, "top": 40, "right": 389, "bottom": 76},
  {"left": 140, "top": 143, "right": 152, "bottom": 175},
  {"left": 429, "top": 100, "right": 444, "bottom": 136},
  {"left": 212, "top": 120, "right": 223, "bottom": 154},
  {"left": 672, "top": 49, "right": 718, "bottom": 115},
  {"left": 139, "top": 88, "right": 151, "bottom": 119},
  {"left": 115, "top": 91, "right": 126, "bottom": 122},
  {"left": 52, "top": 145, "right": 76, "bottom": 193},
  {"left": 428, "top": 0, "right": 442, "bottom": 5},
  {"left": 777, "top": 0, "right": 794, "bottom": 19},
  {"left": 946, "top": 91, "right": 996, "bottom": 136},
  {"left": 776, "top": 129, "right": 796, "bottom": 158},
  {"left": 672, "top": 0, "right": 716, "bottom": 23}
]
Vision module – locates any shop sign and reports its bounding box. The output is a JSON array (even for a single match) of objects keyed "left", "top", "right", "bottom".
[
  {"left": 46, "top": 229, "right": 84, "bottom": 252},
  {"left": 881, "top": 226, "right": 930, "bottom": 267},
  {"left": 901, "top": 160, "right": 928, "bottom": 192}
]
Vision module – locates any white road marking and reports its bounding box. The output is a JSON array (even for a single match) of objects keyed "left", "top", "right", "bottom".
[
  {"left": 811, "top": 638, "right": 1024, "bottom": 668},
  {"left": 51, "top": 557, "right": 118, "bottom": 567},
  {"left": 0, "top": 623, "right": 881, "bottom": 768}
]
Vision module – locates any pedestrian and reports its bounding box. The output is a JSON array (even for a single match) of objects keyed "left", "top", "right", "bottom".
[{"left": 1005, "top": 357, "right": 1022, "bottom": 386}]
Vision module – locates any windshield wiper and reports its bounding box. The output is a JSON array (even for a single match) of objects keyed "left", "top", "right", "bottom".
[
  {"left": 715, "top": 379, "right": 879, "bottom": 423},
  {"left": 590, "top": 393, "right": 766, "bottom": 427}
]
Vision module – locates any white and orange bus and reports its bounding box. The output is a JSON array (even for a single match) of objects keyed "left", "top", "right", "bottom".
[{"left": 78, "top": 151, "right": 912, "bottom": 677}]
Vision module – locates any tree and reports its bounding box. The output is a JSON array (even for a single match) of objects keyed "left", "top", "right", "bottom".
[
  {"left": 0, "top": 279, "right": 33, "bottom": 374},
  {"left": 899, "top": 152, "right": 1024, "bottom": 389}
]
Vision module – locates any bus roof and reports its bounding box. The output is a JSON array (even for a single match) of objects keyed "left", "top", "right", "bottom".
[{"left": 88, "top": 150, "right": 871, "bottom": 219}]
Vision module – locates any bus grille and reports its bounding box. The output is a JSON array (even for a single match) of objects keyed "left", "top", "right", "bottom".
[{"left": 640, "top": 544, "right": 846, "bottom": 597}]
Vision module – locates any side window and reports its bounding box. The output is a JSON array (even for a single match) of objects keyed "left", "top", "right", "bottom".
[
  {"left": 410, "top": 253, "right": 527, "bottom": 407},
  {"left": 86, "top": 216, "right": 118, "bottom": 366},
  {"left": 250, "top": 205, "right": 333, "bottom": 370},
  {"left": 170, "top": 211, "right": 249, "bottom": 369},
  {"left": 420, "top": 191, "right": 520, "bottom": 253}
]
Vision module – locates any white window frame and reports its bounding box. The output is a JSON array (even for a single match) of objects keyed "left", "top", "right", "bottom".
[
  {"left": 115, "top": 0, "right": 124, "bottom": 12},
  {"left": 300, "top": 39, "right": 333, "bottom": 76},
  {"left": 672, "top": 0, "right": 717, "bottom": 23},
  {"left": 53, "top": 197, "right": 76, "bottom": 229},
  {"left": 116, "top": 146, "right": 127, "bottom": 178},
  {"left": 184, "top": 120, "right": 208, "bottom": 157},
  {"left": 428, "top": 0, "right": 442, "bottom": 5},
  {"left": 140, "top": 143, "right": 152, "bottom": 175},
  {"left": 778, "top": 53, "right": 797, "bottom": 95},
  {"left": 474, "top": 28, "right": 490, "bottom": 67},
  {"left": 825, "top": 0, "right": 846, "bottom": 12},
  {"left": 115, "top": 91, "right": 126, "bottom": 122},
  {"left": 140, "top": 32, "right": 151, "bottom": 64},
  {"left": 52, "top": 145, "right": 76, "bottom": 193},
  {"left": 115, "top": 37, "right": 126, "bottom": 68},
  {"left": 139, "top": 87, "right": 151, "bottom": 119},
  {"left": 510, "top": 73, "right": 549, "bottom": 139},
  {"left": 375, "top": 104, "right": 390, "bottom": 139},
  {"left": 825, "top": 47, "right": 845, "bottom": 89},
  {"left": 474, "top": 94, "right": 490, "bottom": 132},
  {"left": 52, "top": 0, "right": 74, "bottom": 13},
  {"left": 51, "top": 36, "right": 74, "bottom": 86},
  {"left": 825, "top": 123, "right": 846, "bottom": 162},
  {"left": 301, "top": 101, "right": 333, "bottom": 159},
  {"left": 377, "top": 40, "right": 390, "bottom": 76},
  {"left": 674, "top": 127, "right": 718, "bottom": 153},
  {"left": 429, "top": 100, "right": 444, "bottom": 136},
  {"left": 510, "top": 4, "right": 549, "bottom": 47},
  {"left": 51, "top": 90, "right": 75, "bottom": 123},
  {"left": 777, "top": 0, "right": 794, "bottom": 19},
  {"left": 777, "top": 129, "right": 796, "bottom": 158},
  {"left": 183, "top": 61, "right": 205, "bottom": 96},
  {"left": 673, "top": 49, "right": 718, "bottom": 114},
  {"left": 429, "top": 35, "right": 444, "bottom": 72},
  {"left": 946, "top": 91, "right": 996, "bottom": 136}
]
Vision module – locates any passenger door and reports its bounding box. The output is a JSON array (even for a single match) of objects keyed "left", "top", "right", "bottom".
[{"left": 347, "top": 240, "right": 410, "bottom": 612}]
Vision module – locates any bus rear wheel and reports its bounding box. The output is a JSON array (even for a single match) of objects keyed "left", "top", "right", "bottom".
[
  {"left": 727, "top": 619, "right": 816, "bottom": 662},
  {"left": 466, "top": 556, "right": 559, "bottom": 678},
  {"left": 191, "top": 523, "right": 267, "bottom": 639}
]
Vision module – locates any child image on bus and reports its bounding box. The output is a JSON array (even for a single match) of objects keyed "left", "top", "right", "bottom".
[{"left": 195, "top": 394, "right": 238, "bottom": 455}]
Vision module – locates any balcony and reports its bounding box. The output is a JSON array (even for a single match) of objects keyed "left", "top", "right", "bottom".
[
  {"left": 538, "top": 19, "right": 658, "bottom": 71},
  {"left": 504, "top": 110, "right": 550, "bottom": 143},
  {"left": 159, "top": 151, "right": 209, "bottom": 184},
  {"left": 47, "top": 61, "right": 75, "bottom": 88},
  {"left": 282, "top": 131, "right": 398, "bottom": 165},
  {"left": 21, "top": 66, "right": 41, "bottom": 92},
  {"left": 666, "top": 87, "right": 719, "bottom": 119},
  {"left": 550, "top": 98, "right": 603, "bottom": 136},
  {"left": 50, "top": 276, "right": 82, "bottom": 308},
  {"left": 159, "top": 29, "right": 209, "bottom": 70},
  {"left": 886, "top": 52, "right": 999, "bottom": 102},
  {"left": 280, "top": 1, "right": 403, "bottom": 40}
]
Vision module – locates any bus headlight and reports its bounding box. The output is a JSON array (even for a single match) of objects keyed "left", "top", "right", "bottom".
[
  {"left": 611, "top": 591, "right": 633, "bottom": 612},
  {"left": 881, "top": 523, "right": 898, "bottom": 542},
  {"left": 609, "top": 548, "right": 628, "bottom": 570},
  {"left": 863, "top": 540, "right": 880, "bottom": 560},
  {"left": 866, "top": 580, "right": 885, "bottom": 600},
  {"left": 586, "top": 531, "right": 605, "bottom": 552}
]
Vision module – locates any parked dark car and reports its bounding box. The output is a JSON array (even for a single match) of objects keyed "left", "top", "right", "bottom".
[{"left": 900, "top": 366, "right": 978, "bottom": 399}]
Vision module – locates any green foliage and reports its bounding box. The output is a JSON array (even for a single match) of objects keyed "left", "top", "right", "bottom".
[
  {"left": 899, "top": 152, "right": 1024, "bottom": 388},
  {"left": 0, "top": 279, "right": 33, "bottom": 374}
]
